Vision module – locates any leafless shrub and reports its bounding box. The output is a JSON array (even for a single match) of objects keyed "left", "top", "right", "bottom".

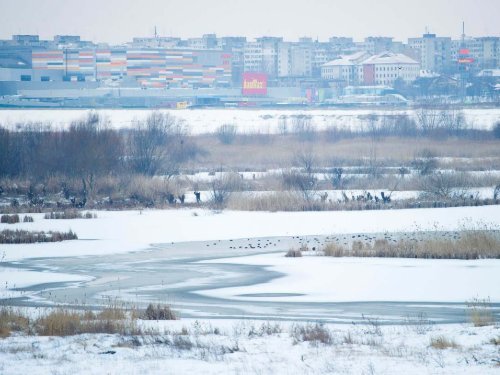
[
  {"left": 283, "top": 151, "right": 318, "bottom": 201},
  {"left": 23, "top": 215, "right": 34, "bottom": 223},
  {"left": 291, "top": 323, "right": 332, "bottom": 346},
  {"left": 142, "top": 303, "right": 177, "bottom": 320},
  {"left": 467, "top": 298, "right": 495, "bottom": 327},
  {"left": 1, "top": 214, "right": 20, "bottom": 224},
  {"left": 248, "top": 322, "right": 282, "bottom": 337},
  {"left": 209, "top": 171, "right": 244, "bottom": 209},
  {"left": 0, "top": 229, "right": 77, "bottom": 244},
  {"left": 292, "top": 116, "right": 316, "bottom": 141},
  {"left": 415, "top": 106, "right": 443, "bottom": 134},
  {"left": 125, "top": 175, "right": 176, "bottom": 206},
  {"left": 429, "top": 335, "right": 459, "bottom": 349},
  {"left": 361, "top": 315, "right": 383, "bottom": 336},
  {"left": 285, "top": 249, "right": 302, "bottom": 257},
  {"left": 44, "top": 210, "right": 96, "bottom": 220},
  {"left": 404, "top": 312, "right": 434, "bottom": 334},
  {"left": 412, "top": 149, "right": 438, "bottom": 176},
  {"left": 419, "top": 172, "right": 472, "bottom": 199},
  {"left": 216, "top": 124, "right": 237, "bottom": 145},
  {"left": 342, "top": 330, "right": 354, "bottom": 344},
  {"left": 325, "top": 167, "right": 345, "bottom": 189}
]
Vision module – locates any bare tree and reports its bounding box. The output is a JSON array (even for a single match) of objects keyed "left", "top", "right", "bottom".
[
  {"left": 420, "top": 172, "right": 472, "bottom": 199},
  {"left": 282, "top": 150, "right": 318, "bottom": 201},
  {"left": 412, "top": 149, "right": 438, "bottom": 176},
  {"left": 209, "top": 170, "right": 244, "bottom": 209},
  {"left": 292, "top": 115, "right": 316, "bottom": 141},
  {"left": 216, "top": 124, "right": 237, "bottom": 144},
  {"left": 128, "top": 112, "right": 187, "bottom": 176},
  {"left": 415, "top": 105, "right": 443, "bottom": 134}
]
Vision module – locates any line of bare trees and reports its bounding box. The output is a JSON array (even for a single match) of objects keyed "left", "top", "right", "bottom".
[{"left": 0, "top": 112, "right": 197, "bottom": 181}]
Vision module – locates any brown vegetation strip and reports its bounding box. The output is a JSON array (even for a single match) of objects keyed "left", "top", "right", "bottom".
[
  {"left": 0, "top": 229, "right": 77, "bottom": 244},
  {"left": 322, "top": 231, "right": 500, "bottom": 259}
]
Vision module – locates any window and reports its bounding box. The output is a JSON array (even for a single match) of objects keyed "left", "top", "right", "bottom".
[
  {"left": 41, "top": 76, "right": 50, "bottom": 82},
  {"left": 20, "top": 75, "right": 31, "bottom": 81}
]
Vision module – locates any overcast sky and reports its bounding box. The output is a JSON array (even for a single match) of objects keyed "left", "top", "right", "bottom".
[{"left": 0, "top": 0, "right": 498, "bottom": 44}]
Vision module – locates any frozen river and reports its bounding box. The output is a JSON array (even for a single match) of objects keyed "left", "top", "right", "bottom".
[
  {"left": 4, "top": 233, "right": 500, "bottom": 324},
  {"left": 2, "top": 207, "right": 500, "bottom": 323}
]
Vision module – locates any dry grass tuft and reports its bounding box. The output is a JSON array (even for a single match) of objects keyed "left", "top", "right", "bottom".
[
  {"left": 0, "top": 307, "right": 31, "bottom": 338},
  {"left": 227, "top": 192, "right": 325, "bottom": 212},
  {"left": 0, "top": 229, "right": 78, "bottom": 244},
  {"left": 1, "top": 214, "right": 20, "bottom": 224},
  {"left": 323, "top": 243, "right": 347, "bottom": 257},
  {"left": 98, "top": 306, "right": 126, "bottom": 321},
  {"left": 291, "top": 323, "right": 332, "bottom": 346},
  {"left": 285, "top": 249, "right": 303, "bottom": 257},
  {"left": 35, "top": 308, "right": 140, "bottom": 336},
  {"left": 467, "top": 298, "right": 495, "bottom": 327},
  {"left": 430, "top": 335, "right": 459, "bottom": 349},
  {"left": 44, "top": 210, "right": 96, "bottom": 220}
]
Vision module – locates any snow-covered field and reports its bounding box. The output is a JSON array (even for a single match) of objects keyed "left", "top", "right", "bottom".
[
  {"left": 198, "top": 255, "right": 500, "bottom": 303},
  {"left": 2, "top": 205, "right": 499, "bottom": 262},
  {"left": 0, "top": 107, "right": 499, "bottom": 133},
  {"left": 0, "top": 318, "right": 498, "bottom": 374}
]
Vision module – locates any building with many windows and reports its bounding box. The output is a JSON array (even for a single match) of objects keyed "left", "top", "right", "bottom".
[
  {"left": 321, "top": 51, "right": 370, "bottom": 85},
  {"left": 322, "top": 51, "right": 419, "bottom": 86},
  {"left": 361, "top": 52, "right": 420, "bottom": 85},
  {"left": 408, "top": 33, "right": 452, "bottom": 73}
]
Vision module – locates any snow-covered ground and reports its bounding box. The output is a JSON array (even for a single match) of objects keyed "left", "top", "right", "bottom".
[
  {"left": 0, "top": 318, "right": 498, "bottom": 374},
  {"left": 0, "top": 267, "right": 91, "bottom": 299},
  {"left": 198, "top": 254, "right": 500, "bottom": 303},
  {"left": 0, "top": 107, "right": 498, "bottom": 133}
]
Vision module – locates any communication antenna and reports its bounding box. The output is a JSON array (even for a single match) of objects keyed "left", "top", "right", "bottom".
[
  {"left": 154, "top": 26, "right": 160, "bottom": 47},
  {"left": 461, "top": 21, "right": 466, "bottom": 45}
]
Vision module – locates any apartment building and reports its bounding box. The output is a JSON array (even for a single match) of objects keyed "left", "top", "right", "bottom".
[{"left": 408, "top": 33, "right": 452, "bottom": 73}]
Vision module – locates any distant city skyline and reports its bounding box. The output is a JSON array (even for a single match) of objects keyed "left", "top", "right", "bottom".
[{"left": 0, "top": 0, "right": 499, "bottom": 45}]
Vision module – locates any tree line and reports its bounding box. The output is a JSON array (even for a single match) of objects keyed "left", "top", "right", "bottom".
[{"left": 0, "top": 112, "right": 197, "bottom": 180}]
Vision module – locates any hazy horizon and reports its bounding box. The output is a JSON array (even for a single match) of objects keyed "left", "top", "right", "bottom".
[{"left": 0, "top": 0, "right": 499, "bottom": 45}]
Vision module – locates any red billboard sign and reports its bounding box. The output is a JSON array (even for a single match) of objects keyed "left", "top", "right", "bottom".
[{"left": 242, "top": 73, "right": 267, "bottom": 96}]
